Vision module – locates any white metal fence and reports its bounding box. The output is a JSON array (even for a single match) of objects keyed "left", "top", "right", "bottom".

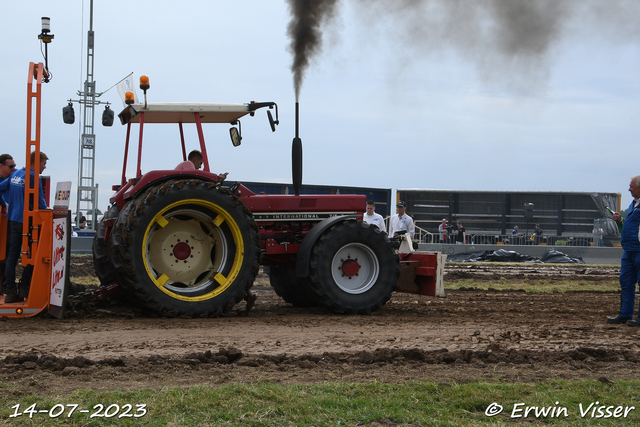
[
  {"left": 380, "top": 220, "right": 607, "bottom": 247},
  {"left": 417, "top": 230, "right": 601, "bottom": 247}
]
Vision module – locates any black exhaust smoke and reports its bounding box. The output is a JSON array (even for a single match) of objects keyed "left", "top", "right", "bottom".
[
  {"left": 286, "top": 0, "right": 338, "bottom": 101},
  {"left": 284, "top": 1, "right": 640, "bottom": 95},
  {"left": 286, "top": 0, "right": 337, "bottom": 196},
  {"left": 292, "top": 102, "right": 302, "bottom": 196}
]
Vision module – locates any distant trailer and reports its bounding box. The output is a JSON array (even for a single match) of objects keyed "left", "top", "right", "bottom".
[
  {"left": 239, "top": 181, "right": 392, "bottom": 217},
  {"left": 397, "top": 189, "right": 621, "bottom": 245}
]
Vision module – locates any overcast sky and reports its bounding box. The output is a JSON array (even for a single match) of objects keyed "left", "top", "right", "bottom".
[{"left": 1, "top": 0, "right": 639, "bottom": 216}]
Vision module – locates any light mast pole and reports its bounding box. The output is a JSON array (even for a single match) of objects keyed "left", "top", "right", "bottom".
[
  {"left": 64, "top": 0, "right": 113, "bottom": 230},
  {"left": 75, "top": 0, "right": 98, "bottom": 230}
]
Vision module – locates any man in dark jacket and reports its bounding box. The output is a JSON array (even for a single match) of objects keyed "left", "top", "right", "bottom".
[{"left": 607, "top": 175, "right": 640, "bottom": 325}]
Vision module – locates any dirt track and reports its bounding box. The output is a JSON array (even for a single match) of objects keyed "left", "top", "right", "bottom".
[{"left": 1, "top": 256, "right": 638, "bottom": 397}]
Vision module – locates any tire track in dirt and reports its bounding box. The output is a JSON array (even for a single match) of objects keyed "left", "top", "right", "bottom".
[{"left": 1, "top": 257, "right": 635, "bottom": 396}]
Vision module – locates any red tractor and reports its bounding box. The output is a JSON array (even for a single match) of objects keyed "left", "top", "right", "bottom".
[{"left": 94, "top": 78, "right": 444, "bottom": 317}]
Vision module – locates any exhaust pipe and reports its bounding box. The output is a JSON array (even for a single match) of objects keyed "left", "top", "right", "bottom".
[{"left": 292, "top": 102, "right": 303, "bottom": 196}]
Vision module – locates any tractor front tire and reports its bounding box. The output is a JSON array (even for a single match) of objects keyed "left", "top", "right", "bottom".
[
  {"left": 109, "top": 179, "right": 260, "bottom": 317},
  {"left": 307, "top": 221, "right": 399, "bottom": 314}
]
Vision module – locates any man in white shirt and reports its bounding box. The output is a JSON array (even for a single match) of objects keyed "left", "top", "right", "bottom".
[
  {"left": 362, "top": 200, "right": 386, "bottom": 233},
  {"left": 388, "top": 201, "right": 415, "bottom": 239}
]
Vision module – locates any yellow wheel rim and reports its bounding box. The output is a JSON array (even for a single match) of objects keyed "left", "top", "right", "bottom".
[{"left": 141, "top": 199, "right": 245, "bottom": 301}]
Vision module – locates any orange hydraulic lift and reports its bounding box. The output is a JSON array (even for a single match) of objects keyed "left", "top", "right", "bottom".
[{"left": 0, "top": 19, "right": 71, "bottom": 318}]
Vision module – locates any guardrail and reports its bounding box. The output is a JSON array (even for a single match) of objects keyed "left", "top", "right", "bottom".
[{"left": 416, "top": 231, "right": 615, "bottom": 247}]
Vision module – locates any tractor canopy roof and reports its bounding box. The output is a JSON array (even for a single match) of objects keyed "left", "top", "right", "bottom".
[{"left": 118, "top": 102, "right": 254, "bottom": 125}]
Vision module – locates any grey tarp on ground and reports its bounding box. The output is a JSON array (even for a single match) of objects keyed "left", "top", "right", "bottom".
[{"left": 446, "top": 249, "right": 584, "bottom": 264}]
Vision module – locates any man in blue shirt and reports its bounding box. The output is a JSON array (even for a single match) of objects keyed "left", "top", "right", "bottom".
[
  {"left": 0, "top": 152, "right": 48, "bottom": 303},
  {"left": 0, "top": 154, "right": 16, "bottom": 295},
  {"left": 511, "top": 225, "right": 522, "bottom": 245},
  {"left": 607, "top": 175, "right": 640, "bottom": 325}
]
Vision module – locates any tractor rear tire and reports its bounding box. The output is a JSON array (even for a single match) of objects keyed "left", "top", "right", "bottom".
[
  {"left": 109, "top": 179, "right": 261, "bottom": 317},
  {"left": 269, "top": 266, "right": 318, "bottom": 307},
  {"left": 93, "top": 204, "right": 120, "bottom": 285},
  {"left": 307, "top": 221, "right": 399, "bottom": 314}
]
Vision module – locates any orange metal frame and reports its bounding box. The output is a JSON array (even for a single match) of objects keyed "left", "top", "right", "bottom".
[{"left": 0, "top": 62, "right": 53, "bottom": 317}]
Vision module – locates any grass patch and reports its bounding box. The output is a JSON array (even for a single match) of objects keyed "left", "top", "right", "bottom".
[
  {"left": 444, "top": 262, "right": 620, "bottom": 293},
  {"left": 0, "top": 380, "right": 638, "bottom": 426},
  {"left": 446, "top": 280, "right": 620, "bottom": 293},
  {"left": 69, "top": 276, "right": 101, "bottom": 286}
]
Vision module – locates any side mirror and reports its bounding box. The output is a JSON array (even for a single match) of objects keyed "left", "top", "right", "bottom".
[
  {"left": 230, "top": 126, "right": 241, "bottom": 147},
  {"left": 62, "top": 102, "right": 75, "bottom": 124},
  {"left": 267, "top": 110, "right": 279, "bottom": 132}
]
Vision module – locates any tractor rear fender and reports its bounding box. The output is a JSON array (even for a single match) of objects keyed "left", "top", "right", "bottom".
[
  {"left": 109, "top": 182, "right": 131, "bottom": 208},
  {"left": 102, "top": 217, "right": 116, "bottom": 242},
  {"left": 295, "top": 214, "right": 359, "bottom": 278},
  {"left": 111, "top": 170, "right": 218, "bottom": 208}
]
